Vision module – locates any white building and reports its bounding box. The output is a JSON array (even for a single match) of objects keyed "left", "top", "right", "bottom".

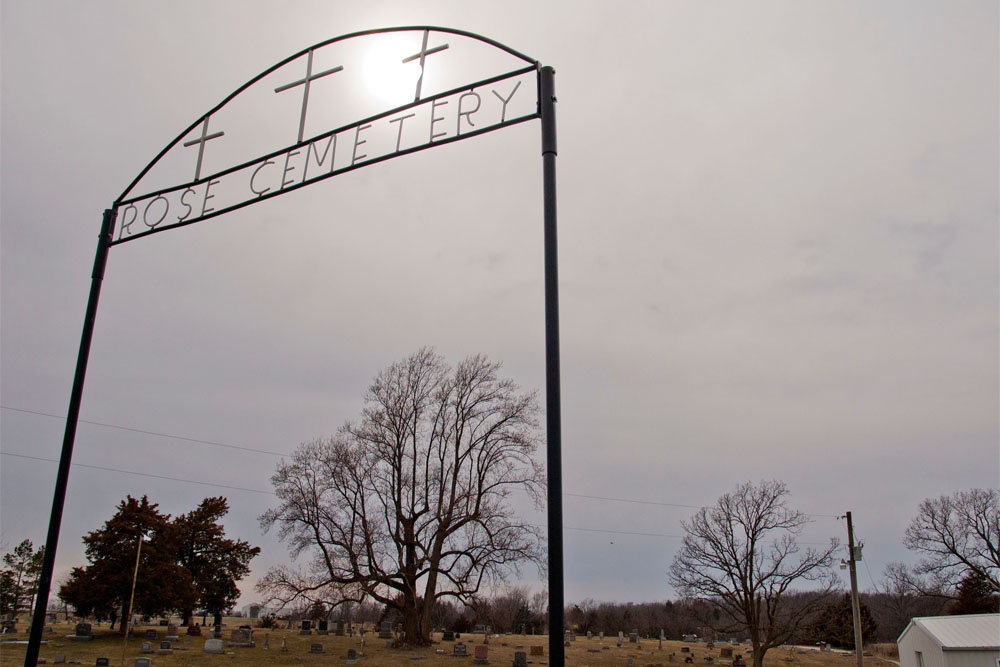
[{"left": 898, "top": 614, "right": 1000, "bottom": 667}]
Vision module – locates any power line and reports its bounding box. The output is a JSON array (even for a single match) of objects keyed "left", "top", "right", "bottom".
[
  {"left": 1, "top": 404, "right": 844, "bottom": 521},
  {"left": 0, "top": 451, "right": 275, "bottom": 495},
  {"left": 0, "top": 405, "right": 288, "bottom": 458},
  {"left": 3, "top": 451, "right": 837, "bottom": 545}
]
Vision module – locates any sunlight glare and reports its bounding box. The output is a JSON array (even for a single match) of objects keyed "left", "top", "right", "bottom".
[{"left": 362, "top": 34, "right": 421, "bottom": 106}]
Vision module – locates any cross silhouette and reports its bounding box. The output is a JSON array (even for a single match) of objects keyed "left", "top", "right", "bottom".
[
  {"left": 402, "top": 30, "right": 449, "bottom": 103},
  {"left": 274, "top": 49, "right": 344, "bottom": 143},
  {"left": 183, "top": 117, "right": 225, "bottom": 182}
]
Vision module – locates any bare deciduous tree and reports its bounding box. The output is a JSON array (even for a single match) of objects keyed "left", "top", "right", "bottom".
[
  {"left": 259, "top": 348, "right": 544, "bottom": 645},
  {"left": 669, "top": 480, "right": 839, "bottom": 667},
  {"left": 903, "top": 488, "right": 999, "bottom": 593}
]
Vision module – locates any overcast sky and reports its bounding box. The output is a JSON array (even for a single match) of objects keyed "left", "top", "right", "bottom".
[{"left": 2, "top": 1, "right": 997, "bottom": 608}]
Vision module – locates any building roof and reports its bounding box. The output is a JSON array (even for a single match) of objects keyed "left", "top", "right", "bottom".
[{"left": 899, "top": 614, "right": 1000, "bottom": 651}]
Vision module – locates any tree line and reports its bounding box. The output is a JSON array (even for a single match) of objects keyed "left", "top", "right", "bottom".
[{"left": 13, "top": 350, "right": 994, "bottom": 657}]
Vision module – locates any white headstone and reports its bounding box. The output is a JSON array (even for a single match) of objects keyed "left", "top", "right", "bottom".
[{"left": 203, "top": 638, "right": 225, "bottom": 654}]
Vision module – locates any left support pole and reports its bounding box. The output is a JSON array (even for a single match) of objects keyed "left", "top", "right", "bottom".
[{"left": 25, "top": 209, "right": 116, "bottom": 667}]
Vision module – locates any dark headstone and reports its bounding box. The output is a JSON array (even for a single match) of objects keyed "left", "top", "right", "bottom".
[
  {"left": 158, "top": 620, "right": 168, "bottom": 626},
  {"left": 96, "top": 659, "right": 110, "bottom": 666},
  {"left": 160, "top": 641, "right": 172, "bottom": 650},
  {"left": 513, "top": 651, "right": 527, "bottom": 667},
  {"left": 186, "top": 623, "right": 202, "bottom": 636},
  {"left": 229, "top": 627, "right": 254, "bottom": 647},
  {"left": 318, "top": 619, "right": 329, "bottom": 633},
  {"left": 336, "top": 619, "right": 345, "bottom": 636},
  {"left": 442, "top": 631, "right": 455, "bottom": 641},
  {"left": 144, "top": 630, "right": 157, "bottom": 640},
  {"left": 75, "top": 623, "right": 92, "bottom": 637},
  {"left": 53, "top": 656, "right": 66, "bottom": 664},
  {"left": 311, "top": 643, "right": 324, "bottom": 653},
  {"left": 140, "top": 642, "right": 152, "bottom": 653},
  {"left": 134, "top": 659, "right": 152, "bottom": 667},
  {"left": 379, "top": 621, "right": 393, "bottom": 639},
  {"left": 474, "top": 644, "right": 489, "bottom": 664},
  {"left": 453, "top": 642, "right": 468, "bottom": 657},
  {"left": 301, "top": 618, "right": 312, "bottom": 635}
]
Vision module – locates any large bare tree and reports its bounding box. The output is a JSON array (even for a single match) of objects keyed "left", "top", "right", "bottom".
[
  {"left": 259, "top": 349, "right": 544, "bottom": 645},
  {"left": 902, "top": 488, "right": 999, "bottom": 593},
  {"left": 669, "top": 480, "right": 839, "bottom": 667}
]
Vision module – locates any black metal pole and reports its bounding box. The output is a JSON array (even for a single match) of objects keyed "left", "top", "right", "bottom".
[
  {"left": 539, "top": 65, "right": 563, "bottom": 667},
  {"left": 24, "top": 209, "right": 115, "bottom": 667}
]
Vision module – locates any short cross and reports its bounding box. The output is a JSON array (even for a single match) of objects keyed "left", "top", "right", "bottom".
[
  {"left": 274, "top": 49, "right": 344, "bottom": 143},
  {"left": 183, "top": 117, "right": 225, "bottom": 182},
  {"left": 402, "top": 30, "right": 449, "bottom": 102}
]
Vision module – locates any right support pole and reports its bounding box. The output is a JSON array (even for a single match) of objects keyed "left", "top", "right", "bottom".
[{"left": 539, "top": 65, "right": 564, "bottom": 667}]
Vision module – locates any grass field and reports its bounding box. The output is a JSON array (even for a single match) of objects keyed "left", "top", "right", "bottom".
[{"left": 0, "top": 621, "right": 899, "bottom": 667}]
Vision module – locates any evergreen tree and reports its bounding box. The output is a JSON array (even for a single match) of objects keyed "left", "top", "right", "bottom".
[
  {"left": 1, "top": 540, "right": 44, "bottom": 616},
  {"left": 949, "top": 571, "right": 1000, "bottom": 615},
  {"left": 809, "top": 593, "right": 878, "bottom": 649},
  {"left": 171, "top": 496, "right": 260, "bottom": 626}
]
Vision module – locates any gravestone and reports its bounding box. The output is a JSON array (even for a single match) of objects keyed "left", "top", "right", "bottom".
[
  {"left": 380, "top": 621, "right": 393, "bottom": 639},
  {"left": 1, "top": 619, "right": 16, "bottom": 633},
  {"left": 141, "top": 641, "right": 153, "bottom": 653},
  {"left": 74, "top": 622, "right": 93, "bottom": 641},
  {"left": 263, "top": 633, "right": 270, "bottom": 650},
  {"left": 453, "top": 642, "right": 468, "bottom": 657},
  {"left": 159, "top": 620, "right": 168, "bottom": 626},
  {"left": 627, "top": 658, "right": 634, "bottom": 667},
  {"left": 600, "top": 631, "right": 604, "bottom": 642},
  {"left": 157, "top": 640, "right": 172, "bottom": 655},
  {"left": 229, "top": 627, "right": 254, "bottom": 647},
  {"left": 311, "top": 643, "right": 325, "bottom": 653},
  {"left": 530, "top": 645, "right": 544, "bottom": 656},
  {"left": 336, "top": 619, "right": 346, "bottom": 636},
  {"left": 203, "top": 638, "right": 225, "bottom": 654},
  {"left": 442, "top": 631, "right": 455, "bottom": 641},
  {"left": 187, "top": 623, "right": 202, "bottom": 636},
  {"left": 301, "top": 619, "right": 312, "bottom": 635},
  {"left": 134, "top": 659, "right": 152, "bottom": 667},
  {"left": 166, "top": 622, "right": 180, "bottom": 640},
  {"left": 281, "top": 637, "right": 288, "bottom": 653},
  {"left": 630, "top": 631, "right": 638, "bottom": 643},
  {"left": 53, "top": 656, "right": 66, "bottom": 664},
  {"left": 681, "top": 647, "right": 690, "bottom": 653},
  {"left": 513, "top": 651, "right": 527, "bottom": 667},
  {"left": 318, "top": 619, "right": 329, "bottom": 635},
  {"left": 347, "top": 648, "right": 358, "bottom": 665},
  {"left": 96, "top": 659, "right": 111, "bottom": 666},
  {"left": 720, "top": 647, "right": 733, "bottom": 659},
  {"left": 144, "top": 629, "right": 157, "bottom": 640},
  {"left": 587, "top": 631, "right": 592, "bottom": 640},
  {"left": 474, "top": 644, "right": 489, "bottom": 665}
]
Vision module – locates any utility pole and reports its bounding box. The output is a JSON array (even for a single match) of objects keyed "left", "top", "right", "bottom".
[{"left": 844, "top": 512, "right": 864, "bottom": 667}]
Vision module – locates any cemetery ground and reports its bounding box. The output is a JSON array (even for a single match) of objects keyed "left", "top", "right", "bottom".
[{"left": 0, "top": 619, "right": 900, "bottom": 667}]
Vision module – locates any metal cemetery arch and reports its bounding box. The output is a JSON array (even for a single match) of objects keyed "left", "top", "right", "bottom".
[{"left": 26, "top": 27, "right": 563, "bottom": 667}]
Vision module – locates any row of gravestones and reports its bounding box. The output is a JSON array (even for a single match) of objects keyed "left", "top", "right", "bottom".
[{"left": 46, "top": 659, "right": 152, "bottom": 666}]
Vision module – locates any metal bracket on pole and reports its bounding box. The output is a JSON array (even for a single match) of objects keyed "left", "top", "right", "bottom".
[
  {"left": 539, "top": 65, "right": 563, "bottom": 667},
  {"left": 24, "top": 209, "right": 116, "bottom": 667}
]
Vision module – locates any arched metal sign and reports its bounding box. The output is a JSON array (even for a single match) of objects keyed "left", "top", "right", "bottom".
[
  {"left": 26, "top": 27, "right": 563, "bottom": 667},
  {"left": 113, "top": 27, "right": 540, "bottom": 244}
]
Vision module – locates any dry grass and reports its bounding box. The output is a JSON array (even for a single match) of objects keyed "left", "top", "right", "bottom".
[{"left": 0, "top": 621, "right": 900, "bottom": 667}]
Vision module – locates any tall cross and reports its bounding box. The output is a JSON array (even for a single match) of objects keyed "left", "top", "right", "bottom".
[
  {"left": 183, "top": 116, "right": 225, "bottom": 182},
  {"left": 402, "top": 30, "right": 449, "bottom": 103},
  {"left": 275, "top": 49, "right": 343, "bottom": 144}
]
